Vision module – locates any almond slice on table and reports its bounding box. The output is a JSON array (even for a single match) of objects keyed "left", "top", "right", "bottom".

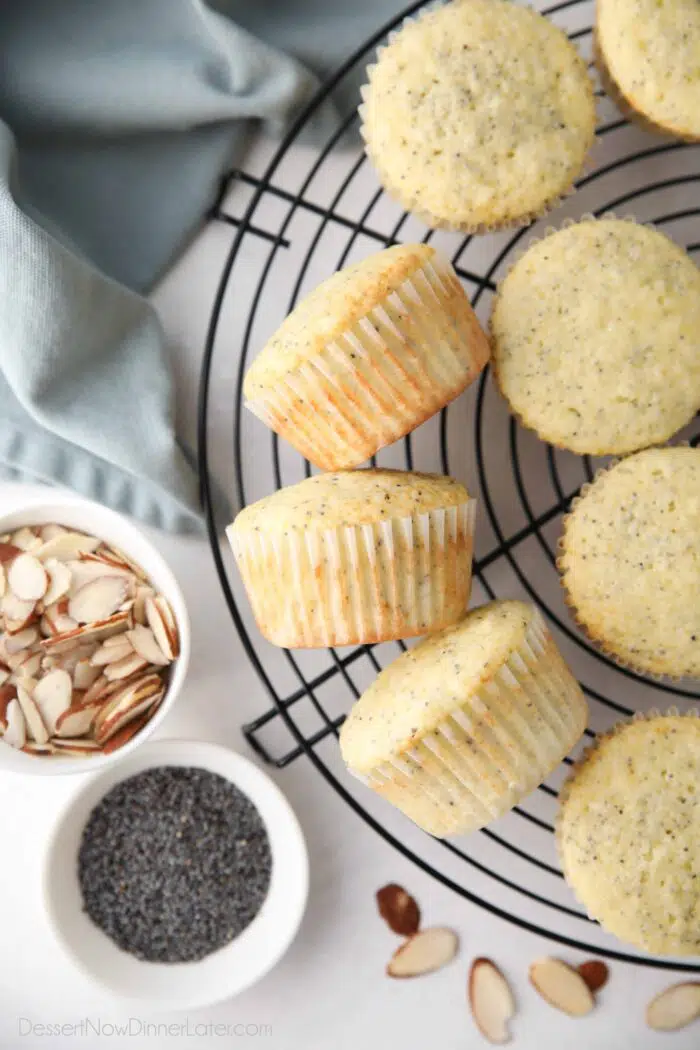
[
  {"left": 11, "top": 527, "right": 39, "bottom": 552},
  {"left": 387, "top": 927, "right": 459, "bottom": 979},
  {"left": 101, "top": 710, "right": 152, "bottom": 755},
  {"left": 376, "top": 884, "right": 421, "bottom": 937},
  {"left": 32, "top": 670, "right": 73, "bottom": 734},
  {"left": 42, "top": 559, "right": 72, "bottom": 608},
  {"left": 577, "top": 960, "right": 609, "bottom": 995},
  {"left": 103, "top": 652, "right": 149, "bottom": 682},
  {"left": 16, "top": 684, "right": 49, "bottom": 744},
  {"left": 35, "top": 531, "right": 100, "bottom": 563},
  {"left": 51, "top": 737, "right": 102, "bottom": 756},
  {"left": 93, "top": 675, "right": 163, "bottom": 745},
  {"left": 127, "top": 624, "right": 170, "bottom": 667},
  {"left": 0, "top": 542, "right": 21, "bottom": 565},
  {"left": 54, "top": 700, "right": 103, "bottom": 739},
  {"left": 8, "top": 553, "right": 48, "bottom": 602},
  {"left": 0, "top": 683, "right": 17, "bottom": 730},
  {"left": 469, "top": 958, "right": 516, "bottom": 1045},
  {"left": 647, "top": 983, "right": 700, "bottom": 1032},
  {"left": 90, "top": 636, "right": 134, "bottom": 666},
  {"left": 69, "top": 576, "right": 129, "bottom": 625},
  {"left": 3, "top": 697, "right": 26, "bottom": 748},
  {"left": 529, "top": 958, "right": 594, "bottom": 1017},
  {"left": 145, "top": 595, "right": 179, "bottom": 660}
]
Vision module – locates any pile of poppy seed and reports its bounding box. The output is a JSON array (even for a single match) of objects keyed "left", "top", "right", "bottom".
[{"left": 78, "top": 766, "right": 272, "bottom": 963}]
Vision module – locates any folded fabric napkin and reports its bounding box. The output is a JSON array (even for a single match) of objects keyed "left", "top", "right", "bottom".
[{"left": 0, "top": 0, "right": 405, "bottom": 532}]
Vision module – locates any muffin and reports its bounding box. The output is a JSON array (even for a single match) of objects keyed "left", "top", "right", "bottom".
[
  {"left": 559, "top": 447, "right": 700, "bottom": 678},
  {"left": 596, "top": 0, "right": 700, "bottom": 142},
  {"left": 227, "top": 469, "right": 475, "bottom": 648},
  {"left": 558, "top": 713, "right": 700, "bottom": 955},
  {"left": 244, "top": 244, "right": 489, "bottom": 471},
  {"left": 340, "top": 600, "right": 587, "bottom": 837},
  {"left": 491, "top": 218, "right": 700, "bottom": 455},
  {"left": 360, "top": 0, "right": 596, "bottom": 231}
]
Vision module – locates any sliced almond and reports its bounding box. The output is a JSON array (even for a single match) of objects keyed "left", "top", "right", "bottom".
[
  {"left": 8, "top": 553, "right": 47, "bottom": 602},
  {"left": 73, "top": 658, "right": 102, "bottom": 690},
  {"left": 33, "top": 670, "right": 73, "bottom": 734},
  {"left": 647, "top": 983, "right": 700, "bottom": 1032},
  {"left": 35, "top": 531, "right": 100, "bottom": 563},
  {"left": 11, "top": 527, "right": 39, "bottom": 552},
  {"left": 40, "top": 610, "right": 132, "bottom": 653},
  {"left": 133, "top": 585, "right": 154, "bottom": 625},
  {"left": 67, "top": 557, "right": 132, "bottom": 595},
  {"left": 577, "top": 960, "right": 609, "bottom": 995},
  {"left": 101, "top": 710, "right": 151, "bottom": 754},
  {"left": 1, "top": 592, "right": 36, "bottom": 629},
  {"left": 0, "top": 683, "right": 17, "bottom": 730},
  {"left": 69, "top": 576, "right": 128, "bottom": 625},
  {"left": 22, "top": 740, "right": 54, "bottom": 756},
  {"left": 469, "top": 958, "right": 516, "bottom": 1045},
  {"left": 8, "top": 650, "right": 43, "bottom": 679},
  {"left": 40, "top": 524, "right": 67, "bottom": 542},
  {"left": 51, "top": 737, "right": 102, "bottom": 755},
  {"left": 52, "top": 644, "right": 97, "bottom": 676},
  {"left": 93, "top": 674, "right": 163, "bottom": 744},
  {"left": 103, "top": 652, "right": 149, "bottom": 681},
  {"left": 90, "top": 636, "right": 134, "bottom": 666},
  {"left": 126, "top": 624, "right": 169, "bottom": 667},
  {"left": 529, "top": 958, "right": 594, "bottom": 1017},
  {"left": 101, "top": 544, "right": 148, "bottom": 581},
  {"left": 54, "top": 700, "right": 102, "bottom": 738},
  {"left": 81, "top": 673, "right": 110, "bottom": 705},
  {"left": 3, "top": 698, "right": 26, "bottom": 748},
  {"left": 0, "top": 542, "right": 21, "bottom": 564},
  {"left": 387, "top": 927, "right": 459, "bottom": 979},
  {"left": 145, "top": 595, "right": 179, "bottom": 660},
  {"left": 15, "top": 684, "right": 48, "bottom": 743},
  {"left": 42, "top": 559, "right": 72, "bottom": 607},
  {"left": 4, "top": 626, "right": 39, "bottom": 655},
  {"left": 376, "top": 884, "right": 421, "bottom": 937}
]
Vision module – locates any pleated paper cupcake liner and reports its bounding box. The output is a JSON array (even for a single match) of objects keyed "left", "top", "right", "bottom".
[
  {"left": 228, "top": 499, "right": 476, "bottom": 648},
  {"left": 245, "top": 251, "right": 489, "bottom": 471},
  {"left": 362, "top": 610, "right": 587, "bottom": 837}
]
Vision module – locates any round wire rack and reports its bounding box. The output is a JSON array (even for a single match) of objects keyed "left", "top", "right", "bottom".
[{"left": 199, "top": 0, "right": 700, "bottom": 970}]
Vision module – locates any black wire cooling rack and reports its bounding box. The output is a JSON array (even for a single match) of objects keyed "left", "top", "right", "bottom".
[{"left": 198, "top": 0, "right": 700, "bottom": 970}]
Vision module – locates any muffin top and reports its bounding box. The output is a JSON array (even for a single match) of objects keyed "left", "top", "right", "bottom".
[
  {"left": 560, "top": 447, "right": 700, "bottom": 677},
  {"left": 361, "top": 0, "right": 595, "bottom": 229},
  {"left": 491, "top": 219, "right": 700, "bottom": 455},
  {"left": 340, "top": 600, "right": 535, "bottom": 772},
  {"left": 558, "top": 715, "right": 700, "bottom": 955},
  {"left": 244, "top": 244, "right": 437, "bottom": 397},
  {"left": 597, "top": 0, "right": 700, "bottom": 139},
  {"left": 229, "top": 469, "right": 469, "bottom": 534}
]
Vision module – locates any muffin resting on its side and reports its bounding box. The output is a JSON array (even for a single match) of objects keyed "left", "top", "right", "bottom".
[
  {"left": 228, "top": 469, "right": 475, "bottom": 648},
  {"left": 360, "top": 0, "right": 595, "bottom": 231},
  {"left": 558, "top": 713, "right": 700, "bottom": 956},
  {"left": 559, "top": 447, "right": 700, "bottom": 678},
  {"left": 244, "top": 244, "right": 489, "bottom": 471},
  {"left": 491, "top": 218, "right": 700, "bottom": 455},
  {"left": 596, "top": 0, "right": 700, "bottom": 141},
  {"left": 340, "top": 600, "right": 587, "bottom": 837}
]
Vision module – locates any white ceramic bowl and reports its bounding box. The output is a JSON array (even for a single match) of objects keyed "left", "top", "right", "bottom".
[
  {"left": 44, "top": 739, "right": 309, "bottom": 1008},
  {"left": 0, "top": 492, "right": 190, "bottom": 775}
]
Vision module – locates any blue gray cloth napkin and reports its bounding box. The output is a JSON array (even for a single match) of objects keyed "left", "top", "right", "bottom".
[{"left": 0, "top": 0, "right": 405, "bottom": 532}]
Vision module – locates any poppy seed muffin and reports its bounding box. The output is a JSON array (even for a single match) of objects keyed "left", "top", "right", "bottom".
[
  {"left": 491, "top": 218, "right": 700, "bottom": 455},
  {"left": 340, "top": 600, "right": 587, "bottom": 837},
  {"left": 244, "top": 244, "right": 489, "bottom": 471},
  {"left": 559, "top": 447, "right": 700, "bottom": 678},
  {"left": 596, "top": 0, "right": 700, "bottom": 142},
  {"left": 360, "top": 0, "right": 596, "bottom": 231},
  {"left": 558, "top": 713, "right": 700, "bottom": 955},
  {"left": 228, "top": 469, "right": 475, "bottom": 648}
]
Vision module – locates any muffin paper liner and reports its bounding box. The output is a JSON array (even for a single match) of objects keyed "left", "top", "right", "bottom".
[
  {"left": 359, "top": 21, "right": 598, "bottom": 235},
  {"left": 228, "top": 499, "right": 476, "bottom": 648},
  {"left": 361, "top": 609, "right": 587, "bottom": 837},
  {"left": 557, "top": 445, "right": 698, "bottom": 680},
  {"left": 555, "top": 708, "right": 700, "bottom": 949},
  {"left": 245, "top": 251, "right": 489, "bottom": 471}
]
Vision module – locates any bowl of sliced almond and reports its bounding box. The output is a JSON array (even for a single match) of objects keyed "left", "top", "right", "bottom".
[{"left": 0, "top": 492, "right": 190, "bottom": 773}]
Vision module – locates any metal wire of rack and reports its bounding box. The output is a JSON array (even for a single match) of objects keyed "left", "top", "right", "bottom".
[{"left": 198, "top": 0, "right": 700, "bottom": 970}]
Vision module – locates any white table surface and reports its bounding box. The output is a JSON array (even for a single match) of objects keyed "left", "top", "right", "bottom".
[{"left": 0, "top": 127, "right": 697, "bottom": 1050}]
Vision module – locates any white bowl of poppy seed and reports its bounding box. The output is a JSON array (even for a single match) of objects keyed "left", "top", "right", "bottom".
[
  {"left": 44, "top": 739, "right": 309, "bottom": 1008},
  {"left": 0, "top": 492, "right": 190, "bottom": 774}
]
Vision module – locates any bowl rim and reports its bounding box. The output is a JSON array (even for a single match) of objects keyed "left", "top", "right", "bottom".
[
  {"left": 0, "top": 490, "right": 191, "bottom": 775},
  {"left": 43, "top": 738, "right": 309, "bottom": 1009}
]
